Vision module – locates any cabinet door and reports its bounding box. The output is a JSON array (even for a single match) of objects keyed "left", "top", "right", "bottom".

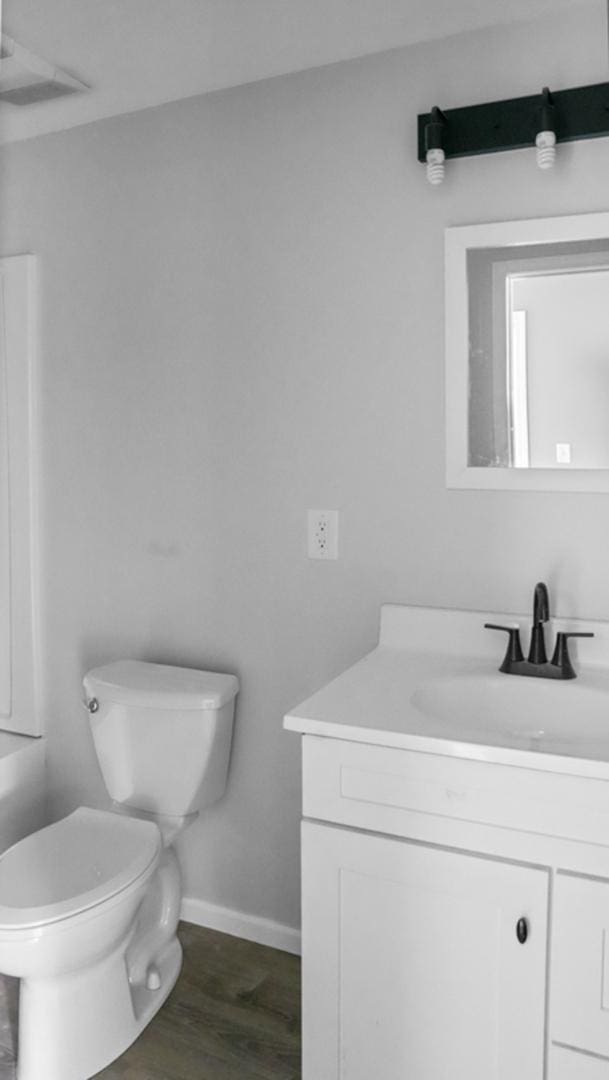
[{"left": 302, "top": 822, "right": 548, "bottom": 1080}]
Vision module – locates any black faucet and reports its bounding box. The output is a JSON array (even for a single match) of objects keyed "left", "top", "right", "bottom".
[
  {"left": 485, "top": 582, "right": 594, "bottom": 680},
  {"left": 528, "top": 582, "right": 549, "bottom": 665}
]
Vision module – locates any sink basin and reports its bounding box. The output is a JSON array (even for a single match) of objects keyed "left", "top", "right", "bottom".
[{"left": 412, "top": 671, "right": 609, "bottom": 753}]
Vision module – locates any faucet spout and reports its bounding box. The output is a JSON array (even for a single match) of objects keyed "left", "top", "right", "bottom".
[
  {"left": 533, "top": 582, "right": 549, "bottom": 626},
  {"left": 529, "top": 582, "right": 550, "bottom": 664}
]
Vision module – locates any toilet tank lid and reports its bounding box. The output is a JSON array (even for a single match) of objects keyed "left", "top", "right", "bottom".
[{"left": 83, "top": 660, "right": 239, "bottom": 710}]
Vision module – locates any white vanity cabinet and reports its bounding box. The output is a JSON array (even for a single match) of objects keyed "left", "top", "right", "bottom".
[
  {"left": 302, "top": 819, "right": 548, "bottom": 1080},
  {"left": 285, "top": 605, "right": 609, "bottom": 1080},
  {"left": 297, "top": 733, "right": 609, "bottom": 1080}
]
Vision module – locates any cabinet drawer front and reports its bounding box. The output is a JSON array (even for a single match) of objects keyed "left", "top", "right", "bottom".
[
  {"left": 303, "top": 735, "right": 609, "bottom": 846},
  {"left": 550, "top": 1045, "right": 609, "bottom": 1079},
  {"left": 552, "top": 873, "right": 609, "bottom": 1058}
]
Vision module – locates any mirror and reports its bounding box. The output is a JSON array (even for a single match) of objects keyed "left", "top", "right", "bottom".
[{"left": 445, "top": 212, "right": 609, "bottom": 491}]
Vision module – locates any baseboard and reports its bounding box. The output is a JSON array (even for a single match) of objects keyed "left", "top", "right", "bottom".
[{"left": 180, "top": 896, "right": 301, "bottom": 956}]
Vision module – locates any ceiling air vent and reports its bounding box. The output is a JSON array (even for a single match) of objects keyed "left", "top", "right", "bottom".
[{"left": 0, "top": 34, "right": 89, "bottom": 105}]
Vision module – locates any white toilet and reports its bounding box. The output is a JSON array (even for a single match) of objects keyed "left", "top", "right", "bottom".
[{"left": 0, "top": 659, "right": 238, "bottom": 1080}]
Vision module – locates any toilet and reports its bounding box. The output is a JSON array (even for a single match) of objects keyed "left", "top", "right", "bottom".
[{"left": 0, "top": 659, "right": 238, "bottom": 1080}]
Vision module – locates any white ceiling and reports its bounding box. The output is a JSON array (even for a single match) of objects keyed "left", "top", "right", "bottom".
[{"left": 0, "top": 0, "right": 600, "bottom": 144}]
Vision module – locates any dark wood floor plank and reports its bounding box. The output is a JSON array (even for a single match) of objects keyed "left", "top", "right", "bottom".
[
  {"left": 95, "top": 923, "right": 301, "bottom": 1080},
  {"left": 0, "top": 976, "right": 17, "bottom": 1062}
]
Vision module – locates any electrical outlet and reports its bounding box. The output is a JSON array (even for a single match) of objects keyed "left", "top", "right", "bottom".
[{"left": 307, "top": 509, "right": 339, "bottom": 560}]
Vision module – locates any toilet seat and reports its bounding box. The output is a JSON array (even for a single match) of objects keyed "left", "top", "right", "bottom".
[{"left": 0, "top": 806, "right": 161, "bottom": 930}]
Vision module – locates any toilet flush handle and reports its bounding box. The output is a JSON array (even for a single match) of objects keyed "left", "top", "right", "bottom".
[{"left": 83, "top": 697, "right": 99, "bottom": 714}]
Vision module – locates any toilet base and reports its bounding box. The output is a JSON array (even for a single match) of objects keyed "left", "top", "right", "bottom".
[{"left": 16, "top": 934, "right": 182, "bottom": 1080}]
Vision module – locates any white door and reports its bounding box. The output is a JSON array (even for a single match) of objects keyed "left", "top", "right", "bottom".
[{"left": 302, "top": 822, "right": 548, "bottom": 1080}]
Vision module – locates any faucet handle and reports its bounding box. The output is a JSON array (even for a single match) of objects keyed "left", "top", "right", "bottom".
[
  {"left": 484, "top": 623, "right": 524, "bottom": 672},
  {"left": 550, "top": 631, "right": 595, "bottom": 679}
]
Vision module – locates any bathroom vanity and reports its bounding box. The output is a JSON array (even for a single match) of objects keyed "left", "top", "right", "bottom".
[{"left": 285, "top": 604, "right": 609, "bottom": 1079}]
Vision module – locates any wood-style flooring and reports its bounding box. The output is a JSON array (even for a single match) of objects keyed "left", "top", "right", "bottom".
[{"left": 0, "top": 923, "right": 301, "bottom": 1080}]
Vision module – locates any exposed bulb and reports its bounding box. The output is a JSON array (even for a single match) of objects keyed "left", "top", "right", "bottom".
[
  {"left": 426, "top": 147, "right": 445, "bottom": 185},
  {"left": 536, "top": 130, "right": 556, "bottom": 169}
]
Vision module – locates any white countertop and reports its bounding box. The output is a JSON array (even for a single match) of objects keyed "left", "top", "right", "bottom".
[{"left": 284, "top": 604, "right": 609, "bottom": 780}]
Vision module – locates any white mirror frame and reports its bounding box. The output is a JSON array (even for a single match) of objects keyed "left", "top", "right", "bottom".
[
  {"left": 0, "top": 255, "right": 40, "bottom": 735},
  {"left": 445, "top": 211, "right": 609, "bottom": 492}
]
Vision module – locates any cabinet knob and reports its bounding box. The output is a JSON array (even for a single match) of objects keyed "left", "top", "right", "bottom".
[{"left": 516, "top": 917, "right": 528, "bottom": 944}]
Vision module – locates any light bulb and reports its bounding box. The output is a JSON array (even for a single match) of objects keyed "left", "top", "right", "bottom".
[
  {"left": 426, "top": 147, "right": 445, "bottom": 185},
  {"left": 535, "top": 129, "right": 556, "bottom": 169}
]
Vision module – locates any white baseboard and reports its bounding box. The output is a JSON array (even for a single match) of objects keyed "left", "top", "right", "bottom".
[{"left": 180, "top": 896, "right": 301, "bottom": 956}]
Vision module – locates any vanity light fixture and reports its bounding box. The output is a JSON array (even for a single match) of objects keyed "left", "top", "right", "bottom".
[
  {"left": 417, "top": 81, "right": 609, "bottom": 181},
  {"left": 424, "top": 106, "right": 446, "bottom": 185},
  {"left": 536, "top": 87, "right": 557, "bottom": 169}
]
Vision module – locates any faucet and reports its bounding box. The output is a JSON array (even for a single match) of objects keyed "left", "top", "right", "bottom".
[
  {"left": 485, "top": 582, "right": 593, "bottom": 680},
  {"left": 528, "top": 582, "right": 549, "bottom": 665}
]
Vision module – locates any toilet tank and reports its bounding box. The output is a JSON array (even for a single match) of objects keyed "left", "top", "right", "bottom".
[{"left": 82, "top": 661, "right": 238, "bottom": 818}]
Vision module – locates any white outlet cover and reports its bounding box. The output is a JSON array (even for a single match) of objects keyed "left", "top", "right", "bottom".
[{"left": 307, "top": 509, "right": 339, "bottom": 560}]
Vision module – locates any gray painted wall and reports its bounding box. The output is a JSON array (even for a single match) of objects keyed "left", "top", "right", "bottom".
[{"left": 0, "top": 2, "right": 608, "bottom": 931}]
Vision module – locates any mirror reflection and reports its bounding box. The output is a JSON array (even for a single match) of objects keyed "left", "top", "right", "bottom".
[{"left": 468, "top": 238, "right": 609, "bottom": 469}]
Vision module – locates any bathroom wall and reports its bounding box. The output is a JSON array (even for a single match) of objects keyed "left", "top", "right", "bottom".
[{"left": 0, "top": 0, "right": 608, "bottom": 934}]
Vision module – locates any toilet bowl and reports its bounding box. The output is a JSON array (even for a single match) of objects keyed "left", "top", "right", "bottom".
[{"left": 0, "top": 660, "right": 238, "bottom": 1080}]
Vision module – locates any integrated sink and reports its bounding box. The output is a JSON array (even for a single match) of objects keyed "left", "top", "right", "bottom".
[{"left": 411, "top": 670, "right": 609, "bottom": 754}]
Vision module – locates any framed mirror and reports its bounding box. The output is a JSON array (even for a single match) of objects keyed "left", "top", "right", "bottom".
[{"left": 445, "top": 211, "right": 609, "bottom": 491}]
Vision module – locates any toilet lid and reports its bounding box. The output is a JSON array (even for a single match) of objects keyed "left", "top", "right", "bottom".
[
  {"left": 0, "top": 807, "right": 161, "bottom": 930},
  {"left": 84, "top": 660, "right": 239, "bottom": 710}
]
